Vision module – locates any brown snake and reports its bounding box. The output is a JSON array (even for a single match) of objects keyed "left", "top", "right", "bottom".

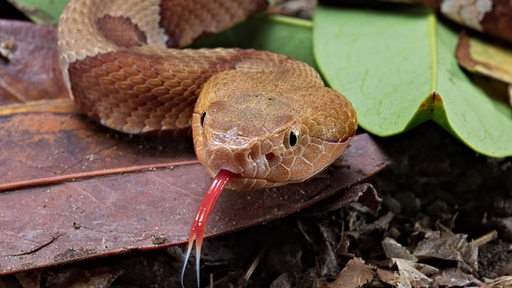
[
  {"left": 58, "top": 0, "right": 356, "bottom": 286},
  {"left": 55, "top": 0, "right": 512, "bottom": 286},
  {"left": 58, "top": 0, "right": 357, "bottom": 190}
]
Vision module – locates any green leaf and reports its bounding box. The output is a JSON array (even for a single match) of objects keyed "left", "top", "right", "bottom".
[
  {"left": 313, "top": 5, "right": 512, "bottom": 157},
  {"left": 193, "top": 15, "right": 316, "bottom": 69},
  {"left": 7, "top": 0, "right": 68, "bottom": 24}
]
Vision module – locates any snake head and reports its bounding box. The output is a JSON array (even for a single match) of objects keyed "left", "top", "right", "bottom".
[{"left": 192, "top": 70, "right": 357, "bottom": 191}]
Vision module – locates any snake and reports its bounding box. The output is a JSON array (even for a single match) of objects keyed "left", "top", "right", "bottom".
[
  {"left": 56, "top": 0, "right": 512, "bottom": 286},
  {"left": 57, "top": 0, "right": 357, "bottom": 286}
]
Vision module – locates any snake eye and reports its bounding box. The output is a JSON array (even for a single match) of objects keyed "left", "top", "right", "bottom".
[
  {"left": 200, "top": 112, "right": 206, "bottom": 127},
  {"left": 287, "top": 130, "right": 298, "bottom": 148}
]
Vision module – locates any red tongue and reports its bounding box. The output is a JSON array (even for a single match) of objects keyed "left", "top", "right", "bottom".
[{"left": 181, "top": 169, "right": 236, "bottom": 288}]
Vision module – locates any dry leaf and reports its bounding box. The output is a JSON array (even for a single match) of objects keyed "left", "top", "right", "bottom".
[
  {"left": 432, "top": 268, "right": 484, "bottom": 287},
  {"left": 486, "top": 275, "right": 512, "bottom": 287},
  {"left": 377, "top": 268, "right": 399, "bottom": 286},
  {"left": 393, "top": 258, "right": 432, "bottom": 288},
  {"left": 382, "top": 237, "right": 417, "bottom": 262},
  {"left": 413, "top": 231, "right": 478, "bottom": 272},
  {"left": 456, "top": 30, "right": 512, "bottom": 104},
  {"left": 0, "top": 19, "right": 67, "bottom": 104},
  {"left": 328, "top": 258, "right": 374, "bottom": 288}
]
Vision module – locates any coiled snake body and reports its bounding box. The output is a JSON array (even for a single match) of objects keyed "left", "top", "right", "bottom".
[
  {"left": 57, "top": 0, "right": 512, "bottom": 285},
  {"left": 58, "top": 0, "right": 357, "bottom": 190},
  {"left": 58, "top": 0, "right": 357, "bottom": 286}
]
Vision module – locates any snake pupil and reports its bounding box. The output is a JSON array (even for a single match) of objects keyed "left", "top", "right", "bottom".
[
  {"left": 289, "top": 131, "right": 297, "bottom": 147},
  {"left": 200, "top": 112, "right": 206, "bottom": 127}
]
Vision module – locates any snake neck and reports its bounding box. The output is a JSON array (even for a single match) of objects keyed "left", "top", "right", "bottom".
[{"left": 58, "top": 0, "right": 309, "bottom": 135}]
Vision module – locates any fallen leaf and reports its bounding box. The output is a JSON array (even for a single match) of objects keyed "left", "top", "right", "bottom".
[
  {"left": 377, "top": 268, "right": 399, "bottom": 286},
  {"left": 382, "top": 237, "right": 418, "bottom": 262},
  {"left": 0, "top": 110, "right": 197, "bottom": 191},
  {"left": 456, "top": 31, "right": 512, "bottom": 86},
  {"left": 0, "top": 19, "right": 67, "bottom": 105},
  {"left": 432, "top": 268, "right": 484, "bottom": 287},
  {"left": 413, "top": 231, "right": 478, "bottom": 272},
  {"left": 486, "top": 275, "right": 512, "bottom": 287},
  {"left": 328, "top": 258, "right": 374, "bottom": 288},
  {"left": 0, "top": 124, "right": 390, "bottom": 276},
  {"left": 363, "top": 211, "right": 394, "bottom": 233},
  {"left": 393, "top": 258, "right": 432, "bottom": 288}
]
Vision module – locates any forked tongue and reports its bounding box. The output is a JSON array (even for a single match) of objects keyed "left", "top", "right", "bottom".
[{"left": 181, "top": 169, "right": 237, "bottom": 288}]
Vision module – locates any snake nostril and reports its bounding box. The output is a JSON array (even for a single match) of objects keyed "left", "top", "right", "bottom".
[{"left": 265, "top": 153, "right": 275, "bottom": 161}]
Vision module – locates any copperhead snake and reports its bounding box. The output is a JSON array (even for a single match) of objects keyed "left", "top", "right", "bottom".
[
  {"left": 57, "top": 0, "right": 511, "bottom": 285},
  {"left": 57, "top": 0, "right": 356, "bottom": 286}
]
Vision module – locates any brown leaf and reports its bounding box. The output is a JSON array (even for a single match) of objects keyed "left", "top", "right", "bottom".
[
  {"left": 432, "top": 268, "right": 484, "bottom": 287},
  {"left": 486, "top": 275, "right": 512, "bottom": 287},
  {"left": 0, "top": 132, "right": 389, "bottom": 275},
  {"left": 376, "top": 268, "right": 399, "bottom": 287},
  {"left": 413, "top": 231, "right": 478, "bottom": 272},
  {"left": 0, "top": 110, "right": 197, "bottom": 191},
  {"left": 0, "top": 19, "right": 391, "bottom": 275},
  {"left": 328, "top": 258, "right": 374, "bottom": 288},
  {"left": 456, "top": 31, "right": 512, "bottom": 85},
  {"left": 393, "top": 258, "right": 432, "bottom": 288},
  {"left": 382, "top": 237, "right": 417, "bottom": 262},
  {"left": 377, "top": 258, "right": 439, "bottom": 287},
  {"left": 0, "top": 19, "right": 67, "bottom": 105}
]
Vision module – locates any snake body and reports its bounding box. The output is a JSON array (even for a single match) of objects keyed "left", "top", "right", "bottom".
[
  {"left": 56, "top": 0, "right": 510, "bottom": 286},
  {"left": 58, "top": 0, "right": 358, "bottom": 190},
  {"left": 56, "top": 0, "right": 512, "bottom": 191}
]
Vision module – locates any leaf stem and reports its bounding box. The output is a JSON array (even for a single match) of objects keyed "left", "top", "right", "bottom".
[
  {"left": 267, "top": 15, "right": 312, "bottom": 29},
  {"left": 428, "top": 11, "right": 438, "bottom": 91}
]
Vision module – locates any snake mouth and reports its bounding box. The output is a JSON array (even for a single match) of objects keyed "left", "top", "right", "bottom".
[{"left": 210, "top": 167, "right": 284, "bottom": 190}]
